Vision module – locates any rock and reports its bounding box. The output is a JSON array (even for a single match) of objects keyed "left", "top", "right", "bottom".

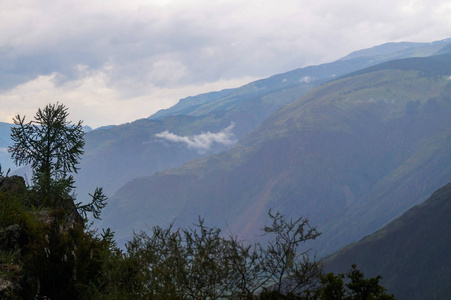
[
  {"left": 0, "top": 263, "right": 22, "bottom": 298},
  {"left": 0, "top": 176, "right": 26, "bottom": 194},
  {"left": 0, "top": 224, "right": 22, "bottom": 251},
  {"left": 0, "top": 277, "right": 15, "bottom": 297}
]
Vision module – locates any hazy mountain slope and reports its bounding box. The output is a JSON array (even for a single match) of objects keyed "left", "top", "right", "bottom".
[
  {"left": 149, "top": 89, "right": 235, "bottom": 119},
  {"left": 100, "top": 54, "right": 451, "bottom": 251},
  {"left": 432, "top": 40, "right": 451, "bottom": 55},
  {"left": 340, "top": 52, "right": 451, "bottom": 80},
  {"left": 322, "top": 182, "right": 451, "bottom": 300},
  {"left": 74, "top": 79, "right": 310, "bottom": 201},
  {"left": 74, "top": 115, "right": 235, "bottom": 202},
  {"left": 0, "top": 122, "right": 14, "bottom": 172},
  {"left": 73, "top": 40, "right": 451, "bottom": 203}
]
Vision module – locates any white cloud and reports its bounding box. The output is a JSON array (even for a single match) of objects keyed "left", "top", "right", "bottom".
[
  {"left": 155, "top": 123, "right": 237, "bottom": 153},
  {"left": 300, "top": 76, "right": 312, "bottom": 83}
]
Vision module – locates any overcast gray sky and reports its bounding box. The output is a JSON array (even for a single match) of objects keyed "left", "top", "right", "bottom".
[{"left": 0, "top": 0, "right": 450, "bottom": 128}]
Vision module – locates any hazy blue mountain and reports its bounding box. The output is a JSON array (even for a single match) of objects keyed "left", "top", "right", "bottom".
[
  {"left": 0, "top": 122, "right": 14, "bottom": 172},
  {"left": 82, "top": 125, "right": 93, "bottom": 132},
  {"left": 434, "top": 41, "right": 451, "bottom": 55},
  {"left": 99, "top": 53, "right": 451, "bottom": 253},
  {"left": 322, "top": 182, "right": 451, "bottom": 300},
  {"left": 70, "top": 39, "right": 451, "bottom": 203},
  {"left": 74, "top": 116, "right": 232, "bottom": 202},
  {"left": 149, "top": 89, "right": 236, "bottom": 119}
]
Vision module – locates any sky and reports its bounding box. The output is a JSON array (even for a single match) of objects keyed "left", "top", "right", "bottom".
[{"left": 0, "top": 0, "right": 450, "bottom": 128}]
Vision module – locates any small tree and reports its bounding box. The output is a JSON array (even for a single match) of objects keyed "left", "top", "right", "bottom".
[
  {"left": 259, "top": 210, "right": 322, "bottom": 297},
  {"left": 76, "top": 187, "right": 108, "bottom": 220},
  {"left": 316, "top": 264, "right": 396, "bottom": 300},
  {"left": 8, "top": 102, "right": 85, "bottom": 199}
]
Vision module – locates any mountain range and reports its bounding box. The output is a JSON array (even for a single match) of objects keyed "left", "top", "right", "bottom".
[
  {"left": 72, "top": 38, "right": 451, "bottom": 203},
  {"left": 97, "top": 42, "right": 451, "bottom": 256}
]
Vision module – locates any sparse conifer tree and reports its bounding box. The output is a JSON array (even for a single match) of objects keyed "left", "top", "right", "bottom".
[{"left": 8, "top": 102, "right": 84, "bottom": 200}]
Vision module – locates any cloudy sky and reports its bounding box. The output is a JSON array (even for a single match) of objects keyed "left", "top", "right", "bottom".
[{"left": 0, "top": 0, "right": 450, "bottom": 128}]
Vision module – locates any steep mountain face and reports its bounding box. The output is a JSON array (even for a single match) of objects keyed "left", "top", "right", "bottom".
[
  {"left": 72, "top": 39, "right": 451, "bottom": 203},
  {"left": 100, "top": 53, "right": 451, "bottom": 252},
  {"left": 322, "top": 182, "right": 451, "bottom": 300}
]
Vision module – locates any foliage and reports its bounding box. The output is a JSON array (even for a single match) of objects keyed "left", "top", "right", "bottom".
[
  {"left": 8, "top": 102, "right": 85, "bottom": 199},
  {"left": 0, "top": 164, "right": 10, "bottom": 177},
  {"left": 76, "top": 187, "right": 108, "bottom": 220},
  {"left": 21, "top": 208, "right": 118, "bottom": 299},
  {"left": 97, "top": 211, "right": 322, "bottom": 299},
  {"left": 260, "top": 210, "right": 322, "bottom": 296},
  {"left": 316, "top": 264, "right": 396, "bottom": 300}
]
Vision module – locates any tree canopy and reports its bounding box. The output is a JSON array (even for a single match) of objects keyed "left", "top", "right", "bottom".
[{"left": 8, "top": 102, "right": 84, "bottom": 198}]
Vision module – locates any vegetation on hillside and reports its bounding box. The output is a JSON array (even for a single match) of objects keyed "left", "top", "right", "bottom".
[
  {"left": 318, "top": 265, "right": 395, "bottom": 300},
  {"left": 0, "top": 103, "right": 395, "bottom": 299}
]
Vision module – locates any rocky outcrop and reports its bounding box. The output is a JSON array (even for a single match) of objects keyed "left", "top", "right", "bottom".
[
  {"left": 0, "top": 224, "right": 21, "bottom": 252},
  {"left": 0, "top": 177, "right": 26, "bottom": 298},
  {"left": 0, "top": 175, "right": 84, "bottom": 299},
  {"left": 0, "top": 175, "right": 26, "bottom": 194}
]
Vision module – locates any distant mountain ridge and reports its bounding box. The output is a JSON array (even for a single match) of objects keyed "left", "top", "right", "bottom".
[
  {"left": 149, "top": 38, "right": 451, "bottom": 122},
  {"left": 322, "top": 182, "right": 451, "bottom": 300},
  {"left": 149, "top": 89, "right": 235, "bottom": 119},
  {"left": 340, "top": 52, "right": 451, "bottom": 80},
  {"left": 339, "top": 38, "right": 451, "bottom": 61}
]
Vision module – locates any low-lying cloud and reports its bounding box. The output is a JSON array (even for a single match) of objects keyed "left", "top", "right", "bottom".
[
  {"left": 300, "top": 76, "right": 312, "bottom": 83},
  {"left": 155, "top": 123, "right": 237, "bottom": 153}
]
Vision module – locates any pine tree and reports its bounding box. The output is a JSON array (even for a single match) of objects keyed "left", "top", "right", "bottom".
[{"left": 8, "top": 102, "right": 84, "bottom": 200}]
